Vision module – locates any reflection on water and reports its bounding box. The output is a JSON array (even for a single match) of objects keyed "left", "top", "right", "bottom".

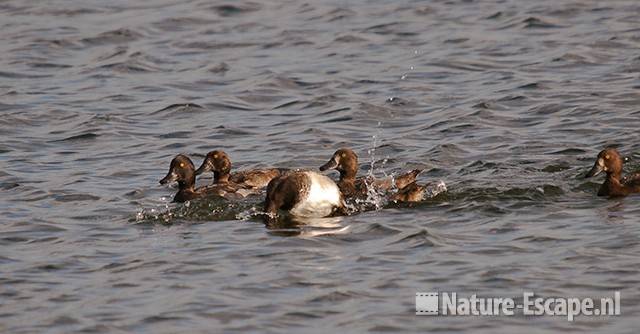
[
  {"left": 265, "top": 215, "right": 349, "bottom": 238},
  {"left": 602, "top": 201, "right": 628, "bottom": 224}
]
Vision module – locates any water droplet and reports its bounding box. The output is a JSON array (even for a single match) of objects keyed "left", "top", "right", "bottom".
[{"left": 425, "top": 180, "right": 447, "bottom": 198}]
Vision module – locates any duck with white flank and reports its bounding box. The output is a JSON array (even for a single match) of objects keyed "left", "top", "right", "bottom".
[{"left": 264, "top": 171, "right": 346, "bottom": 221}]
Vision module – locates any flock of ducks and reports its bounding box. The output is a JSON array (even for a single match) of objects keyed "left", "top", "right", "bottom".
[
  {"left": 159, "top": 148, "right": 429, "bottom": 220},
  {"left": 159, "top": 147, "right": 640, "bottom": 221}
]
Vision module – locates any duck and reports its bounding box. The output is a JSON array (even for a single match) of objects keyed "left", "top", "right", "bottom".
[
  {"left": 159, "top": 154, "right": 248, "bottom": 202},
  {"left": 319, "top": 148, "right": 422, "bottom": 199},
  {"left": 264, "top": 170, "right": 346, "bottom": 220},
  {"left": 585, "top": 147, "right": 640, "bottom": 197},
  {"left": 389, "top": 180, "right": 448, "bottom": 202},
  {"left": 195, "top": 150, "right": 286, "bottom": 190},
  {"left": 390, "top": 182, "right": 427, "bottom": 202}
]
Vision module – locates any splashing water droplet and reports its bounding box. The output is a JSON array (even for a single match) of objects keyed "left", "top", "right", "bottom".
[
  {"left": 361, "top": 177, "right": 387, "bottom": 210},
  {"left": 236, "top": 206, "right": 264, "bottom": 220},
  {"left": 345, "top": 125, "right": 392, "bottom": 211},
  {"left": 425, "top": 180, "right": 447, "bottom": 198}
]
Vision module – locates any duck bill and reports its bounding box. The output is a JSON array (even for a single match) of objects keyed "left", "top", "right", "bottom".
[
  {"left": 585, "top": 160, "right": 603, "bottom": 178},
  {"left": 194, "top": 160, "right": 212, "bottom": 176},
  {"left": 319, "top": 158, "right": 338, "bottom": 171},
  {"left": 160, "top": 170, "right": 178, "bottom": 185}
]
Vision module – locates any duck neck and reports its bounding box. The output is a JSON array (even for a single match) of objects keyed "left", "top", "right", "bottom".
[
  {"left": 339, "top": 169, "right": 357, "bottom": 184},
  {"left": 607, "top": 171, "right": 622, "bottom": 182},
  {"left": 214, "top": 171, "right": 230, "bottom": 184},
  {"left": 178, "top": 174, "right": 196, "bottom": 192}
]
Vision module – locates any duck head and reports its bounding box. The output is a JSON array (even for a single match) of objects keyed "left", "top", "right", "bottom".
[
  {"left": 160, "top": 154, "right": 196, "bottom": 189},
  {"left": 319, "top": 148, "right": 358, "bottom": 180},
  {"left": 195, "top": 150, "right": 232, "bottom": 183},
  {"left": 585, "top": 148, "right": 623, "bottom": 179}
]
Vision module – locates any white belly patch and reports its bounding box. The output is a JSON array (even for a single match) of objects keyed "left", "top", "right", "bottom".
[{"left": 290, "top": 172, "right": 342, "bottom": 218}]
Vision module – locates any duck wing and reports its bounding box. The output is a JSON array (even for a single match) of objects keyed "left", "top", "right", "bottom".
[
  {"left": 199, "top": 181, "right": 256, "bottom": 199},
  {"left": 622, "top": 172, "right": 640, "bottom": 189},
  {"left": 366, "top": 168, "right": 423, "bottom": 191},
  {"left": 230, "top": 168, "right": 285, "bottom": 189}
]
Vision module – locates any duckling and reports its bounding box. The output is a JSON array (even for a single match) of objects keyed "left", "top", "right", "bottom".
[
  {"left": 319, "top": 148, "right": 421, "bottom": 199},
  {"left": 264, "top": 171, "right": 345, "bottom": 220},
  {"left": 585, "top": 147, "right": 640, "bottom": 197},
  {"left": 195, "top": 150, "right": 286, "bottom": 189},
  {"left": 159, "top": 154, "right": 246, "bottom": 202}
]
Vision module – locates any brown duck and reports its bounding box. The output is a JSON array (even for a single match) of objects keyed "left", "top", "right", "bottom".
[
  {"left": 160, "top": 154, "right": 247, "bottom": 202},
  {"left": 585, "top": 147, "right": 640, "bottom": 197},
  {"left": 319, "top": 148, "right": 421, "bottom": 199},
  {"left": 389, "top": 180, "right": 447, "bottom": 202},
  {"left": 389, "top": 182, "right": 427, "bottom": 202},
  {"left": 195, "top": 150, "right": 287, "bottom": 190}
]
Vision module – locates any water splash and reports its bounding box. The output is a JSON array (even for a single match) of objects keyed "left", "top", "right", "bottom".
[
  {"left": 134, "top": 199, "right": 174, "bottom": 224},
  {"left": 236, "top": 206, "right": 266, "bottom": 221},
  {"left": 366, "top": 122, "right": 382, "bottom": 178},
  {"left": 362, "top": 126, "right": 448, "bottom": 204},
  {"left": 361, "top": 122, "right": 388, "bottom": 210},
  {"left": 400, "top": 52, "right": 417, "bottom": 80},
  {"left": 133, "top": 197, "right": 251, "bottom": 224},
  {"left": 425, "top": 180, "right": 447, "bottom": 198}
]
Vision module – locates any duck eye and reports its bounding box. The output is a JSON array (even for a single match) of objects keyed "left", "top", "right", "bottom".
[
  {"left": 213, "top": 154, "right": 218, "bottom": 159},
  {"left": 605, "top": 155, "right": 610, "bottom": 160},
  {"left": 341, "top": 153, "right": 346, "bottom": 158},
  {"left": 179, "top": 163, "right": 185, "bottom": 168}
]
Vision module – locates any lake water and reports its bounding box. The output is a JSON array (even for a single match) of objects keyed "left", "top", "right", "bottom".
[{"left": 1, "top": 0, "right": 639, "bottom": 332}]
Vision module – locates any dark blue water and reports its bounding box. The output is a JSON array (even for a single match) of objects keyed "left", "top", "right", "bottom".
[{"left": 1, "top": 0, "right": 639, "bottom": 332}]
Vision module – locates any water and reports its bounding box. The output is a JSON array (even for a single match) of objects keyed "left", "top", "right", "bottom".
[{"left": 1, "top": 0, "right": 640, "bottom": 332}]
